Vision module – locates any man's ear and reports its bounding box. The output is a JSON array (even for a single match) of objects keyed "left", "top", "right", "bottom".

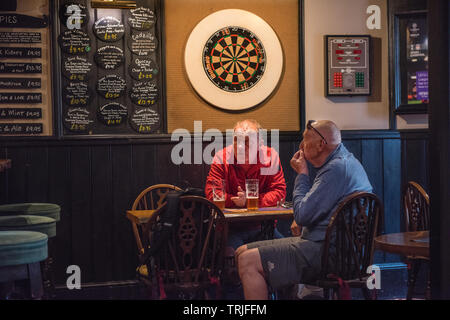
[{"left": 317, "top": 139, "right": 326, "bottom": 152}]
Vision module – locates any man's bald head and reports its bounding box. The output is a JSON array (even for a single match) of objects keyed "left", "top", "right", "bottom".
[{"left": 310, "top": 120, "right": 341, "bottom": 147}]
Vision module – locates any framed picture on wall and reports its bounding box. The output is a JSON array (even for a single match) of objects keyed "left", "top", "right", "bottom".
[{"left": 392, "top": 11, "right": 428, "bottom": 114}]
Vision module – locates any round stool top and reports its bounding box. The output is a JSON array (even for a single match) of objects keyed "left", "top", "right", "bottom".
[
  {"left": 0, "top": 231, "right": 48, "bottom": 267},
  {"left": 0, "top": 203, "right": 61, "bottom": 221},
  {"left": 0, "top": 215, "right": 56, "bottom": 238}
]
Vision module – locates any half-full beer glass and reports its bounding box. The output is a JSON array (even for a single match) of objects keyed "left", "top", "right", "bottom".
[{"left": 245, "top": 179, "right": 259, "bottom": 211}]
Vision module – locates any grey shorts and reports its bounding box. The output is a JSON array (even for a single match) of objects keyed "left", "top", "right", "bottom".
[{"left": 247, "top": 237, "right": 323, "bottom": 290}]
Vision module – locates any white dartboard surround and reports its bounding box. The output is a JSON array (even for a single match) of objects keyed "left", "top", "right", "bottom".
[{"left": 184, "top": 9, "right": 283, "bottom": 111}]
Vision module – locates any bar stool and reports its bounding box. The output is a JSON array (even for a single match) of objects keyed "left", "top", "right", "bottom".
[
  {"left": 0, "top": 214, "right": 57, "bottom": 298},
  {"left": 0, "top": 203, "right": 61, "bottom": 221},
  {"left": 0, "top": 231, "right": 48, "bottom": 299}
]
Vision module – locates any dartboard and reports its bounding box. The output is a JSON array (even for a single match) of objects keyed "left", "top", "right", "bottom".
[
  {"left": 203, "top": 27, "right": 265, "bottom": 93},
  {"left": 185, "top": 9, "right": 283, "bottom": 111}
]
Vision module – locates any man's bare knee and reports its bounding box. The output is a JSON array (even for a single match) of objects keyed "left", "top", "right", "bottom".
[
  {"left": 238, "top": 248, "right": 263, "bottom": 277},
  {"left": 235, "top": 244, "right": 248, "bottom": 259}
]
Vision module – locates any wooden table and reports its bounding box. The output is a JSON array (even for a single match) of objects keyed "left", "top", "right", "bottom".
[
  {"left": 374, "top": 231, "right": 429, "bottom": 259},
  {"left": 126, "top": 207, "right": 294, "bottom": 225},
  {"left": 223, "top": 207, "right": 293, "bottom": 223},
  {"left": 0, "top": 159, "right": 11, "bottom": 173}
]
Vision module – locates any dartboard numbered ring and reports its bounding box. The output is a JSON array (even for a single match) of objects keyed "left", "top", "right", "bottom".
[{"left": 184, "top": 9, "right": 283, "bottom": 111}]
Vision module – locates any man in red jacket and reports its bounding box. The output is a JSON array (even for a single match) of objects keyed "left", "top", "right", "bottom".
[{"left": 205, "top": 119, "right": 286, "bottom": 249}]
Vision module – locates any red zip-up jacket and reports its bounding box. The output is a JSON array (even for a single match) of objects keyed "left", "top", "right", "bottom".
[{"left": 205, "top": 145, "right": 286, "bottom": 208}]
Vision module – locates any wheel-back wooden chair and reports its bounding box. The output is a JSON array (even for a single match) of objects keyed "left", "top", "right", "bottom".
[
  {"left": 142, "top": 195, "right": 226, "bottom": 299},
  {"left": 130, "top": 184, "right": 182, "bottom": 293},
  {"left": 403, "top": 181, "right": 430, "bottom": 299},
  {"left": 131, "top": 184, "right": 182, "bottom": 258},
  {"left": 308, "top": 192, "right": 383, "bottom": 300}
]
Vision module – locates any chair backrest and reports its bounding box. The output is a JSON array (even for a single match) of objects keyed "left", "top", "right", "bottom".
[
  {"left": 321, "top": 192, "right": 383, "bottom": 281},
  {"left": 130, "top": 184, "right": 182, "bottom": 256},
  {"left": 146, "top": 195, "right": 226, "bottom": 299},
  {"left": 403, "top": 181, "right": 430, "bottom": 232},
  {"left": 132, "top": 184, "right": 182, "bottom": 211}
]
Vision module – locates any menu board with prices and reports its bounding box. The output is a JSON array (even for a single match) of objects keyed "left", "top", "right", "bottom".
[
  {"left": 0, "top": 0, "right": 52, "bottom": 136},
  {"left": 325, "top": 35, "right": 371, "bottom": 96},
  {"left": 56, "top": 0, "right": 164, "bottom": 136}
]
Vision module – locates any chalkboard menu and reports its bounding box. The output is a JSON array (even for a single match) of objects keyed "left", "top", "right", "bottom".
[
  {"left": 0, "top": 0, "right": 52, "bottom": 136},
  {"left": 56, "top": 0, "right": 165, "bottom": 136}
]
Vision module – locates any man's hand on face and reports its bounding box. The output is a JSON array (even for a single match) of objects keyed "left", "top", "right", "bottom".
[
  {"left": 231, "top": 186, "right": 246, "bottom": 207},
  {"left": 290, "top": 149, "right": 308, "bottom": 175}
]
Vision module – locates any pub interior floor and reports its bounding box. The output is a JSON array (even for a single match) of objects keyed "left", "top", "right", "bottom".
[{"left": 51, "top": 264, "right": 428, "bottom": 300}]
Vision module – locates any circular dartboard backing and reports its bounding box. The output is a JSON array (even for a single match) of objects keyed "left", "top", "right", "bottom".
[{"left": 184, "top": 9, "right": 283, "bottom": 111}]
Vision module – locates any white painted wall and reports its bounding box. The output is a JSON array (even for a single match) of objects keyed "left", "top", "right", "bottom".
[{"left": 304, "top": 0, "right": 390, "bottom": 130}]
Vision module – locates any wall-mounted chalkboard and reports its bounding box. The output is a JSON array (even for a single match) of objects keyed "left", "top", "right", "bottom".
[
  {"left": 55, "top": 0, "right": 165, "bottom": 137},
  {"left": 0, "top": 0, "right": 52, "bottom": 136}
]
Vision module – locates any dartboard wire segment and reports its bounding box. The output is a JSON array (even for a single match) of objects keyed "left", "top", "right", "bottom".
[{"left": 204, "top": 26, "right": 265, "bottom": 93}]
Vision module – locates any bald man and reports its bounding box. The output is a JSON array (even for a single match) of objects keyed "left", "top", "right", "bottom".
[
  {"left": 205, "top": 119, "right": 286, "bottom": 249},
  {"left": 236, "top": 120, "right": 372, "bottom": 299}
]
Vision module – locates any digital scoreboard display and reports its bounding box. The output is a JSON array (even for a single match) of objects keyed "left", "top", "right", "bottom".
[{"left": 325, "top": 35, "right": 371, "bottom": 96}]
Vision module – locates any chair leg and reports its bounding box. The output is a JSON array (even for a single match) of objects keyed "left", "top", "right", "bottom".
[
  {"left": 41, "top": 238, "right": 56, "bottom": 299},
  {"left": 425, "top": 267, "right": 431, "bottom": 300},
  {"left": 323, "top": 288, "right": 330, "bottom": 300},
  {"left": 362, "top": 288, "right": 377, "bottom": 300},
  {"left": 324, "top": 288, "right": 338, "bottom": 300},
  {"left": 407, "top": 260, "right": 421, "bottom": 300},
  {"left": 0, "top": 281, "right": 14, "bottom": 299},
  {"left": 28, "top": 262, "right": 44, "bottom": 300},
  {"left": 332, "top": 288, "right": 339, "bottom": 300}
]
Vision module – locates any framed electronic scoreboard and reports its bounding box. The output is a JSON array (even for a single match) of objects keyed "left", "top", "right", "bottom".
[{"left": 325, "top": 35, "right": 371, "bottom": 96}]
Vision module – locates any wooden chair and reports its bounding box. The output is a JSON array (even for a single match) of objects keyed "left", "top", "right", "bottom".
[
  {"left": 403, "top": 181, "right": 430, "bottom": 299},
  {"left": 130, "top": 184, "right": 182, "bottom": 258},
  {"left": 141, "top": 195, "right": 226, "bottom": 299},
  {"left": 306, "top": 192, "right": 383, "bottom": 300}
]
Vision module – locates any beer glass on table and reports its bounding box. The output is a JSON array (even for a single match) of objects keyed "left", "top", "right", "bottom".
[
  {"left": 212, "top": 179, "right": 226, "bottom": 211},
  {"left": 245, "top": 179, "right": 259, "bottom": 211}
]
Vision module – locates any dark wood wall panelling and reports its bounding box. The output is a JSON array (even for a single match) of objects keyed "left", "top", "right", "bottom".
[
  {"left": 400, "top": 130, "right": 429, "bottom": 188},
  {"left": 0, "top": 130, "right": 412, "bottom": 285}
]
